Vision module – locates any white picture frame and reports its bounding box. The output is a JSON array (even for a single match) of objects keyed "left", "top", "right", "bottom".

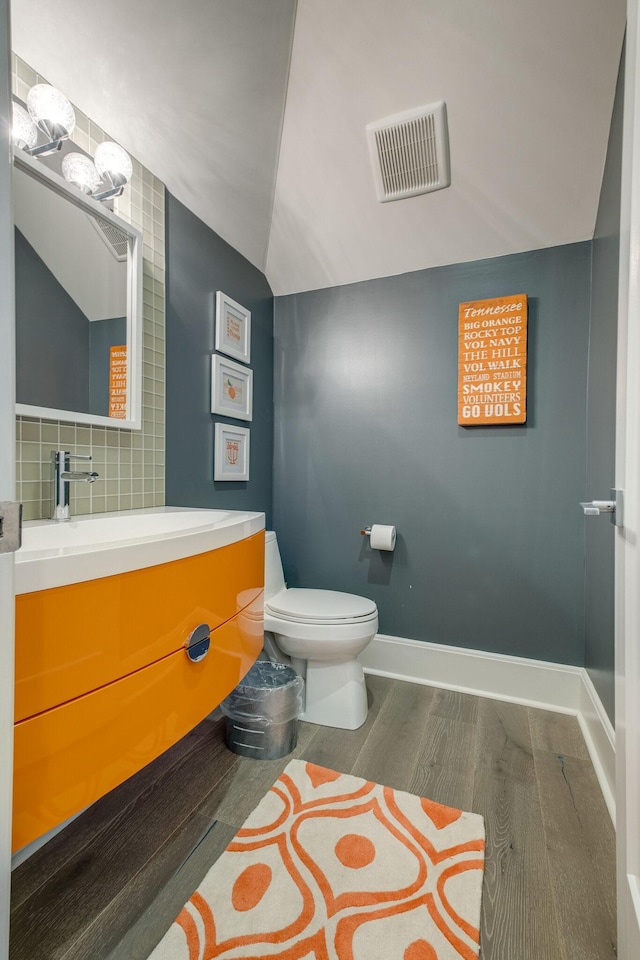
[
  {"left": 211, "top": 354, "right": 253, "bottom": 421},
  {"left": 215, "top": 290, "right": 251, "bottom": 364},
  {"left": 214, "top": 422, "right": 250, "bottom": 481}
]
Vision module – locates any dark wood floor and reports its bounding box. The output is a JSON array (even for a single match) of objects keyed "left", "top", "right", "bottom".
[{"left": 9, "top": 675, "right": 617, "bottom": 960}]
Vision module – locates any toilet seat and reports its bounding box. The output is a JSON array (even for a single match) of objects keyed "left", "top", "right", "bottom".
[{"left": 266, "top": 588, "right": 377, "bottom": 625}]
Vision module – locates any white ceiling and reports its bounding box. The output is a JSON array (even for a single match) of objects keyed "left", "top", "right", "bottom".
[{"left": 10, "top": 0, "right": 626, "bottom": 296}]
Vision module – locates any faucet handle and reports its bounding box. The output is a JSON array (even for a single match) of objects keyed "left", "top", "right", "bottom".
[{"left": 51, "top": 449, "right": 92, "bottom": 461}]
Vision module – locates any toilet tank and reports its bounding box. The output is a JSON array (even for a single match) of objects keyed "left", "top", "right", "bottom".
[{"left": 265, "top": 530, "right": 286, "bottom": 599}]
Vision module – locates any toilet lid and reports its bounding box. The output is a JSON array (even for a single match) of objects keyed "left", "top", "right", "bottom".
[{"left": 266, "top": 588, "right": 377, "bottom": 623}]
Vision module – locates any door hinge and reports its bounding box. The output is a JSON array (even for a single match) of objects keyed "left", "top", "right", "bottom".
[{"left": 0, "top": 501, "right": 22, "bottom": 554}]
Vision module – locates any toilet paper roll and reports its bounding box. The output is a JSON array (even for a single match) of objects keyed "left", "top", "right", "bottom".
[{"left": 369, "top": 524, "right": 396, "bottom": 551}]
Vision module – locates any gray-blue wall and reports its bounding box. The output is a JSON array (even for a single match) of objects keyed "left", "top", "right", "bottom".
[
  {"left": 163, "top": 88, "right": 620, "bottom": 683},
  {"left": 165, "top": 193, "right": 274, "bottom": 523},
  {"left": 274, "top": 244, "right": 592, "bottom": 665},
  {"left": 15, "top": 228, "right": 90, "bottom": 413},
  {"left": 584, "top": 47, "right": 624, "bottom": 722}
]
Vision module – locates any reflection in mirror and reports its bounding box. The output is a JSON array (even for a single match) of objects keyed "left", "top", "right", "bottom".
[{"left": 13, "top": 150, "right": 143, "bottom": 429}]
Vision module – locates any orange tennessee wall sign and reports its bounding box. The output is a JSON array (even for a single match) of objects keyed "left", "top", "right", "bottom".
[
  {"left": 109, "top": 344, "right": 127, "bottom": 419},
  {"left": 458, "top": 294, "right": 528, "bottom": 425}
]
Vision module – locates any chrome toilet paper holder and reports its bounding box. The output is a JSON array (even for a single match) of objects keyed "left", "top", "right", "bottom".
[{"left": 360, "top": 524, "right": 397, "bottom": 551}]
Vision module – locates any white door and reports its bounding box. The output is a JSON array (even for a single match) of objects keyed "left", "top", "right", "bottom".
[
  {"left": 616, "top": 3, "right": 640, "bottom": 957},
  {"left": 0, "top": 0, "right": 16, "bottom": 954}
]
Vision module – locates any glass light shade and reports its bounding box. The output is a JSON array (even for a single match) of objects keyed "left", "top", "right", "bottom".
[
  {"left": 26, "top": 84, "right": 76, "bottom": 139},
  {"left": 94, "top": 141, "right": 133, "bottom": 187},
  {"left": 12, "top": 102, "right": 38, "bottom": 150},
  {"left": 62, "top": 152, "right": 102, "bottom": 193}
]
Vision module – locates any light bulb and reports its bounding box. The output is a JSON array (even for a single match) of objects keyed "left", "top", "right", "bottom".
[
  {"left": 26, "top": 84, "right": 76, "bottom": 141},
  {"left": 62, "top": 153, "right": 101, "bottom": 194},
  {"left": 12, "top": 102, "right": 38, "bottom": 150},
  {"left": 94, "top": 141, "right": 133, "bottom": 188}
]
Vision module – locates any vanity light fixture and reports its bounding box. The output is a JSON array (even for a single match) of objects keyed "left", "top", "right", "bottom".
[
  {"left": 24, "top": 83, "right": 76, "bottom": 156},
  {"left": 61, "top": 152, "right": 102, "bottom": 194},
  {"left": 12, "top": 84, "right": 133, "bottom": 203},
  {"left": 61, "top": 141, "right": 133, "bottom": 202},
  {"left": 92, "top": 141, "right": 133, "bottom": 200},
  {"left": 11, "top": 102, "right": 38, "bottom": 151}
]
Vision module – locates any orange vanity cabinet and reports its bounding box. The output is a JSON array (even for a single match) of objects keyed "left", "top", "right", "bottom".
[{"left": 13, "top": 530, "right": 264, "bottom": 853}]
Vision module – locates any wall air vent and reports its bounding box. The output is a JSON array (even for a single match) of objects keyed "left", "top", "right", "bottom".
[
  {"left": 366, "top": 101, "right": 450, "bottom": 202},
  {"left": 87, "top": 215, "right": 129, "bottom": 262}
]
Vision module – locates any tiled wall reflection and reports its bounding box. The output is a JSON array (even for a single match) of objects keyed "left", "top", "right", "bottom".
[{"left": 13, "top": 56, "right": 165, "bottom": 520}]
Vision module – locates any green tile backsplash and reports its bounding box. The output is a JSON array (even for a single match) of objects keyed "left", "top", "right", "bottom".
[{"left": 13, "top": 55, "right": 165, "bottom": 520}]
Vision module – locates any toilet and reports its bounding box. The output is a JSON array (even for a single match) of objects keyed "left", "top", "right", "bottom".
[{"left": 264, "top": 531, "right": 378, "bottom": 730}]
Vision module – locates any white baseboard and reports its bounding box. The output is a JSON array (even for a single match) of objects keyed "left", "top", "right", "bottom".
[
  {"left": 576, "top": 668, "right": 616, "bottom": 821},
  {"left": 361, "top": 634, "right": 616, "bottom": 823}
]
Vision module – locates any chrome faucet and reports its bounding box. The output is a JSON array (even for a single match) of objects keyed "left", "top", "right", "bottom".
[{"left": 51, "top": 450, "right": 99, "bottom": 521}]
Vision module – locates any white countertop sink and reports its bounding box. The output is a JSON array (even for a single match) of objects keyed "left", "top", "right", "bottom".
[{"left": 16, "top": 506, "right": 265, "bottom": 594}]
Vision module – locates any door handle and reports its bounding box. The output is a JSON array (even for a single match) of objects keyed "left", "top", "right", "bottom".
[
  {"left": 0, "top": 501, "right": 22, "bottom": 554},
  {"left": 580, "top": 489, "right": 624, "bottom": 526}
]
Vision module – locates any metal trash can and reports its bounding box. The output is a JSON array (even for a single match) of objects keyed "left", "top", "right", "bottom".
[{"left": 221, "top": 661, "right": 304, "bottom": 760}]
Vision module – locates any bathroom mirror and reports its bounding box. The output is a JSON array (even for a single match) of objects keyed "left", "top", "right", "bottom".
[{"left": 13, "top": 149, "right": 143, "bottom": 429}]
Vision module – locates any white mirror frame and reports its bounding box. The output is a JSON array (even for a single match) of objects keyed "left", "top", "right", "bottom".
[{"left": 13, "top": 148, "right": 143, "bottom": 430}]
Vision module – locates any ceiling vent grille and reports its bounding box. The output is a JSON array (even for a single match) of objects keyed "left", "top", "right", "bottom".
[
  {"left": 366, "top": 101, "right": 450, "bottom": 202},
  {"left": 87, "top": 215, "right": 129, "bottom": 262}
]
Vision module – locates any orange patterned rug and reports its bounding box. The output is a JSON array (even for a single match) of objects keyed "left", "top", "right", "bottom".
[{"left": 149, "top": 760, "right": 485, "bottom": 960}]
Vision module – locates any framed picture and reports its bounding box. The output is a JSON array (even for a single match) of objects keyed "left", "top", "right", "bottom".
[
  {"left": 211, "top": 354, "right": 253, "bottom": 421},
  {"left": 214, "top": 422, "right": 250, "bottom": 481},
  {"left": 215, "top": 290, "right": 251, "bottom": 364}
]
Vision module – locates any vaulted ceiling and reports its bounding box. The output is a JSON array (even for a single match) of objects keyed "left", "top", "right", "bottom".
[{"left": 10, "top": 0, "right": 626, "bottom": 295}]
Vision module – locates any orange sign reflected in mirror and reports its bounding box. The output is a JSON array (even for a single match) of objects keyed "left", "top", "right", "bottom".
[{"left": 109, "top": 344, "right": 127, "bottom": 419}]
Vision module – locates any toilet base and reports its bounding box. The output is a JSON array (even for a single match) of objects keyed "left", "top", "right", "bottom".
[{"left": 292, "top": 656, "right": 368, "bottom": 730}]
